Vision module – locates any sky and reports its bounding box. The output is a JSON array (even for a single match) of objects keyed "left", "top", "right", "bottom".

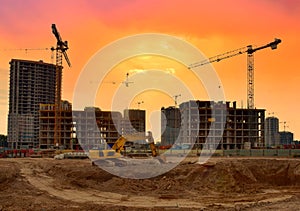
[{"left": 0, "top": 0, "right": 300, "bottom": 140}]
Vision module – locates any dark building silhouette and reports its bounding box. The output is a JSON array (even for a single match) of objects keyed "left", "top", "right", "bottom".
[
  {"left": 265, "top": 116, "right": 280, "bottom": 147},
  {"left": 122, "top": 109, "right": 146, "bottom": 135},
  {"left": 279, "top": 131, "right": 294, "bottom": 145},
  {"left": 161, "top": 106, "right": 181, "bottom": 146}
]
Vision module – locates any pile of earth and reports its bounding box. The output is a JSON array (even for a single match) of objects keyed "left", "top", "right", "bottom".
[
  {"left": 34, "top": 158, "right": 300, "bottom": 196},
  {"left": 1, "top": 158, "right": 300, "bottom": 210}
]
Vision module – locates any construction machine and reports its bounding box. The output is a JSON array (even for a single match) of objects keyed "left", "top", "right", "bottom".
[
  {"left": 111, "top": 131, "right": 158, "bottom": 157},
  {"left": 89, "top": 131, "right": 164, "bottom": 166}
]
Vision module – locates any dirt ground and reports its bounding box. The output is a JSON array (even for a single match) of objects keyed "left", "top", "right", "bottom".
[{"left": 1, "top": 157, "right": 300, "bottom": 210}]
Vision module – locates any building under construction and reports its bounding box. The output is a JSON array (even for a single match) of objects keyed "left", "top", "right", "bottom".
[
  {"left": 72, "top": 107, "right": 146, "bottom": 149},
  {"left": 7, "top": 59, "right": 56, "bottom": 149},
  {"left": 265, "top": 116, "right": 280, "bottom": 147},
  {"left": 39, "top": 104, "right": 147, "bottom": 150},
  {"left": 122, "top": 109, "right": 146, "bottom": 135},
  {"left": 73, "top": 107, "right": 120, "bottom": 150},
  {"left": 161, "top": 106, "right": 181, "bottom": 146},
  {"left": 161, "top": 100, "right": 265, "bottom": 149},
  {"left": 39, "top": 101, "right": 76, "bottom": 149},
  {"left": 279, "top": 131, "right": 294, "bottom": 145}
]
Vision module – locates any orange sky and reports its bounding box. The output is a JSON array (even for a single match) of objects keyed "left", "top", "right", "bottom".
[{"left": 0, "top": 0, "right": 300, "bottom": 140}]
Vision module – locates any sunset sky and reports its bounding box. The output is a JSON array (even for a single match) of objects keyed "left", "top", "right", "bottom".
[{"left": 0, "top": 0, "right": 300, "bottom": 140}]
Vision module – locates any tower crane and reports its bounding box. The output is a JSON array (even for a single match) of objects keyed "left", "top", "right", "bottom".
[
  {"left": 1, "top": 47, "right": 51, "bottom": 52},
  {"left": 173, "top": 94, "right": 181, "bottom": 107},
  {"left": 136, "top": 101, "right": 144, "bottom": 109},
  {"left": 123, "top": 73, "right": 134, "bottom": 87},
  {"left": 189, "top": 38, "right": 281, "bottom": 109},
  {"left": 51, "top": 23, "right": 71, "bottom": 147},
  {"left": 0, "top": 47, "right": 55, "bottom": 62},
  {"left": 280, "top": 121, "right": 289, "bottom": 132}
]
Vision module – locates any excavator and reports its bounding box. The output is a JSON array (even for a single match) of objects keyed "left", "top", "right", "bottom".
[
  {"left": 111, "top": 131, "right": 158, "bottom": 157},
  {"left": 89, "top": 131, "right": 164, "bottom": 166}
]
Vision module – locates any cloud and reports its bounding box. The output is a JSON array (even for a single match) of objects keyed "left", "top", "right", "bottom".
[
  {"left": 128, "top": 69, "right": 145, "bottom": 74},
  {"left": 165, "top": 68, "right": 175, "bottom": 74}
]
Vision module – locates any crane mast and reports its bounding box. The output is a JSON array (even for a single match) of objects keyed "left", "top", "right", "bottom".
[
  {"left": 51, "top": 24, "right": 71, "bottom": 148},
  {"left": 247, "top": 50, "right": 255, "bottom": 109},
  {"left": 188, "top": 38, "right": 281, "bottom": 109}
]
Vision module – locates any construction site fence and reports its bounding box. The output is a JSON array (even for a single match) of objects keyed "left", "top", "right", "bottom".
[
  {"left": 159, "top": 149, "right": 300, "bottom": 158},
  {"left": 2, "top": 148, "right": 300, "bottom": 158},
  {"left": 0, "top": 148, "right": 86, "bottom": 158}
]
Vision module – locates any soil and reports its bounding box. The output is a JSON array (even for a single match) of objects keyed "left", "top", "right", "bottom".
[{"left": 1, "top": 157, "right": 300, "bottom": 210}]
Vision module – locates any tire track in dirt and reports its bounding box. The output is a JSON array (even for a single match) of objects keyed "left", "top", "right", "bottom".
[{"left": 19, "top": 160, "right": 206, "bottom": 209}]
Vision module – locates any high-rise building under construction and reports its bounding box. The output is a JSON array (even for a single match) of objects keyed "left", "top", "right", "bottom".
[
  {"left": 7, "top": 59, "right": 56, "bottom": 149},
  {"left": 265, "top": 116, "right": 280, "bottom": 147},
  {"left": 39, "top": 101, "right": 74, "bottom": 149},
  {"left": 161, "top": 106, "right": 181, "bottom": 146},
  {"left": 161, "top": 100, "right": 265, "bottom": 149}
]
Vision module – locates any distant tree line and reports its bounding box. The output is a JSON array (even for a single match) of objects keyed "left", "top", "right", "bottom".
[{"left": 0, "top": 134, "right": 8, "bottom": 147}]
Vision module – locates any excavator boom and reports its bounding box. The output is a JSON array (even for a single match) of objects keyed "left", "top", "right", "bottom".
[{"left": 111, "top": 136, "right": 127, "bottom": 153}]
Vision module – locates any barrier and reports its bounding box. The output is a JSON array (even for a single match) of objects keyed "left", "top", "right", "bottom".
[{"left": 158, "top": 148, "right": 300, "bottom": 158}]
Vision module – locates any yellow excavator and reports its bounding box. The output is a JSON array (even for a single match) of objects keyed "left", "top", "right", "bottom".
[
  {"left": 89, "top": 131, "right": 163, "bottom": 166},
  {"left": 111, "top": 131, "right": 158, "bottom": 158}
]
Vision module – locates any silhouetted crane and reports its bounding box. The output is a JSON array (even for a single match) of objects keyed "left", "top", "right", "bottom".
[
  {"left": 51, "top": 24, "right": 71, "bottom": 147},
  {"left": 189, "top": 38, "right": 281, "bottom": 109},
  {"left": 123, "top": 73, "right": 134, "bottom": 87},
  {"left": 173, "top": 94, "right": 181, "bottom": 107}
]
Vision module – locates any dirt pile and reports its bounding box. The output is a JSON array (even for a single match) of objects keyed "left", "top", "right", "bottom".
[
  {"left": 0, "top": 161, "right": 19, "bottom": 188},
  {"left": 1, "top": 158, "right": 300, "bottom": 210},
  {"left": 38, "top": 158, "right": 300, "bottom": 195}
]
